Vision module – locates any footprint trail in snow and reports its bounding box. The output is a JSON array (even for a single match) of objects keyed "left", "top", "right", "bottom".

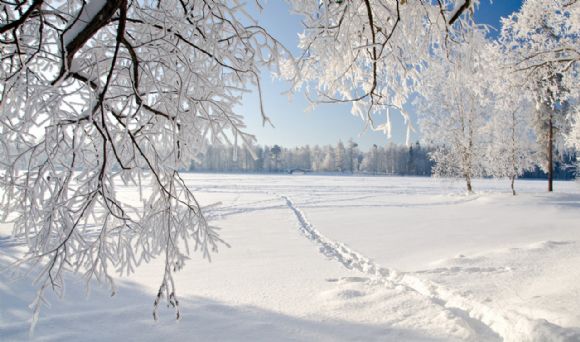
[{"left": 281, "top": 195, "right": 580, "bottom": 342}]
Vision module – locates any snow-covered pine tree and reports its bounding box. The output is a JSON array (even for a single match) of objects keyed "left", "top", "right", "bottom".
[
  {"left": 321, "top": 145, "right": 336, "bottom": 172},
  {"left": 335, "top": 141, "right": 347, "bottom": 172},
  {"left": 262, "top": 146, "right": 273, "bottom": 172},
  {"left": 346, "top": 140, "right": 359, "bottom": 173},
  {"left": 271, "top": 145, "right": 282, "bottom": 172}
]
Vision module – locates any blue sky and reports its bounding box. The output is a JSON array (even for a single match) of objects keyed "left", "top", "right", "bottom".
[{"left": 240, "top": 1, "right": 524, "bottom": 149}]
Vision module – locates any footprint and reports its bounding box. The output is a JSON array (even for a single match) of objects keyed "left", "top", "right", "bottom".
[
  {"left": 339, "top": 276, "right": 370, "bottom": 283},
  {"left": 333, "top": 289, "right": 366, "bottom": 299}
]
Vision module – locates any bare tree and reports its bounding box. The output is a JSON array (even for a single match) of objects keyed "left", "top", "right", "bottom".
[{"left": 0, "top": 0, "right": 286, "bottom": 327}]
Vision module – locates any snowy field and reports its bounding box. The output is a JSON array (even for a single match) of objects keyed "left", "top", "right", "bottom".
[{"left": 2, "top": 174, "right": 580, "bottom": 341}]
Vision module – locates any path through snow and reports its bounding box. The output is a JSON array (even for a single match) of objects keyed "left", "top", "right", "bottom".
[
  {"left": 281, "top": 195, "right": 580, "bottom": 342},
  {"left": 2, "top": 175, "right": 580, "bottom": 341}
]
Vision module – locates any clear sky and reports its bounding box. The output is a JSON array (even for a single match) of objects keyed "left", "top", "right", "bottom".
[{"left": 239, "top": 1, "right": 524, "bottom": 149}]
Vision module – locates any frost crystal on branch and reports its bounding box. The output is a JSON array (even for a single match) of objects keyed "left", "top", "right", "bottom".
[
  {"left": 500, "top": 0, "right": 579, "bottom": 191},
  {"left": 0, "top": 0, "right": 286, "bottom": 327},
  {"left": 417, "top": 29, "right": 492, "bottom": 193},
  {"left": 285, "top": 0, "right": 479, "bottom": 136}
]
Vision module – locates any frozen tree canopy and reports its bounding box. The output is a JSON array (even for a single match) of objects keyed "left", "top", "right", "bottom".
[
  {"left": 485, "top": 57, "right": 536, "bottom": 195},
  {"left": 0, "top": 0, "right": 287, "bottom": 325},
  {"left": 500, "top": 0, "right": 579, "bottom": 191},
  {"left": 500, "top": 0, "right": 579, "bottom": 96},
  {"left": 416, "top": 29, "right": 492, "bottom": 193},
  {"left": 285, "top": 0, "right": 479, "bottom": 133}
]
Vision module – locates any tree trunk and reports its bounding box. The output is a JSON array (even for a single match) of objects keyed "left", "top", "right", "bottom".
[
  {"left": 466, "top": 175, "right": 473, "bottom": 193},
  {"left": 511, "top": 110, "right": 517, "bottom": 196},
  {"left": 548, "top": 115, "right": 554, "bottom": 192}
]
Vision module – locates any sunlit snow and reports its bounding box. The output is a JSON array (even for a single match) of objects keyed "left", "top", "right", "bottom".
[{"left": 2, "top": 175, "right": 579, "bottom": 341}]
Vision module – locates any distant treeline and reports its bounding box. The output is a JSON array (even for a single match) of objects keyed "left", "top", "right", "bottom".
[
  {"left": 189, "top": 141, "right": 576, "bottom": 179},
  {"left": 190, "top": 141, "right": 432, "bottom": 175},
  {"left": 521, "top": 153, "right": 577, "bottom": 180}
]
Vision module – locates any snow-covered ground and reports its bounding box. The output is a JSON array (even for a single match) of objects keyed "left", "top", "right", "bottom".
[{"left": 2, "top": 175, "right": 580, "bottom": 341}]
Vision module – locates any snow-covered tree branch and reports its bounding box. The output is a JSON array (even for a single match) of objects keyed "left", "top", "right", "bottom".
[
  {"left": 284, "top": 0, "right": 479, "bottom": 135},
  {"left": 500, "top": 0, "right": 579, "bottom": 191},
  {"left": 2, "top": 0, "right": 578, "bottom": 332},
  {"left": 485, "top": 48, "right": 536, "bottom": 195},
  {"left": 0, "top": 0, "right": 287, "bottom": 327},
  {"left": 416, "top": 29, "right": 491, "bottom": 193}
]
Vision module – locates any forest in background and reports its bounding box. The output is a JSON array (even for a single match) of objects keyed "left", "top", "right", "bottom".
[{"left": 188, "top": 141, "right": 576, "bottom": 180}]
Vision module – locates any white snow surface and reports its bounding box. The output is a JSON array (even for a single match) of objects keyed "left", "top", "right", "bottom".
[{"left": 1, "top": 175, "right": 580, "bottom": 341}]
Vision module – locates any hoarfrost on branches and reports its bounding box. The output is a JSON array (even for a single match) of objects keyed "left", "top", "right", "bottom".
[
  {"left": 0, "top": 0, "right": 287, "bottom": 327},
  {"left": 284, "top": 0, "right": 479, "bottom": 138},
  {"left": 485, "top": 51, "right": 536, "bottom": 195},
  {"left": 2, "top": 0, "right": 578, "bottom": 331},
  {"left": 416, "top": 29, "right": 492, "bottom": 193},
  {"left": 500, "top": 0, "right": 579, "bottom": 191},
  {"left": 500, "top": 0, "right": 579, "bottom": 97}
]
